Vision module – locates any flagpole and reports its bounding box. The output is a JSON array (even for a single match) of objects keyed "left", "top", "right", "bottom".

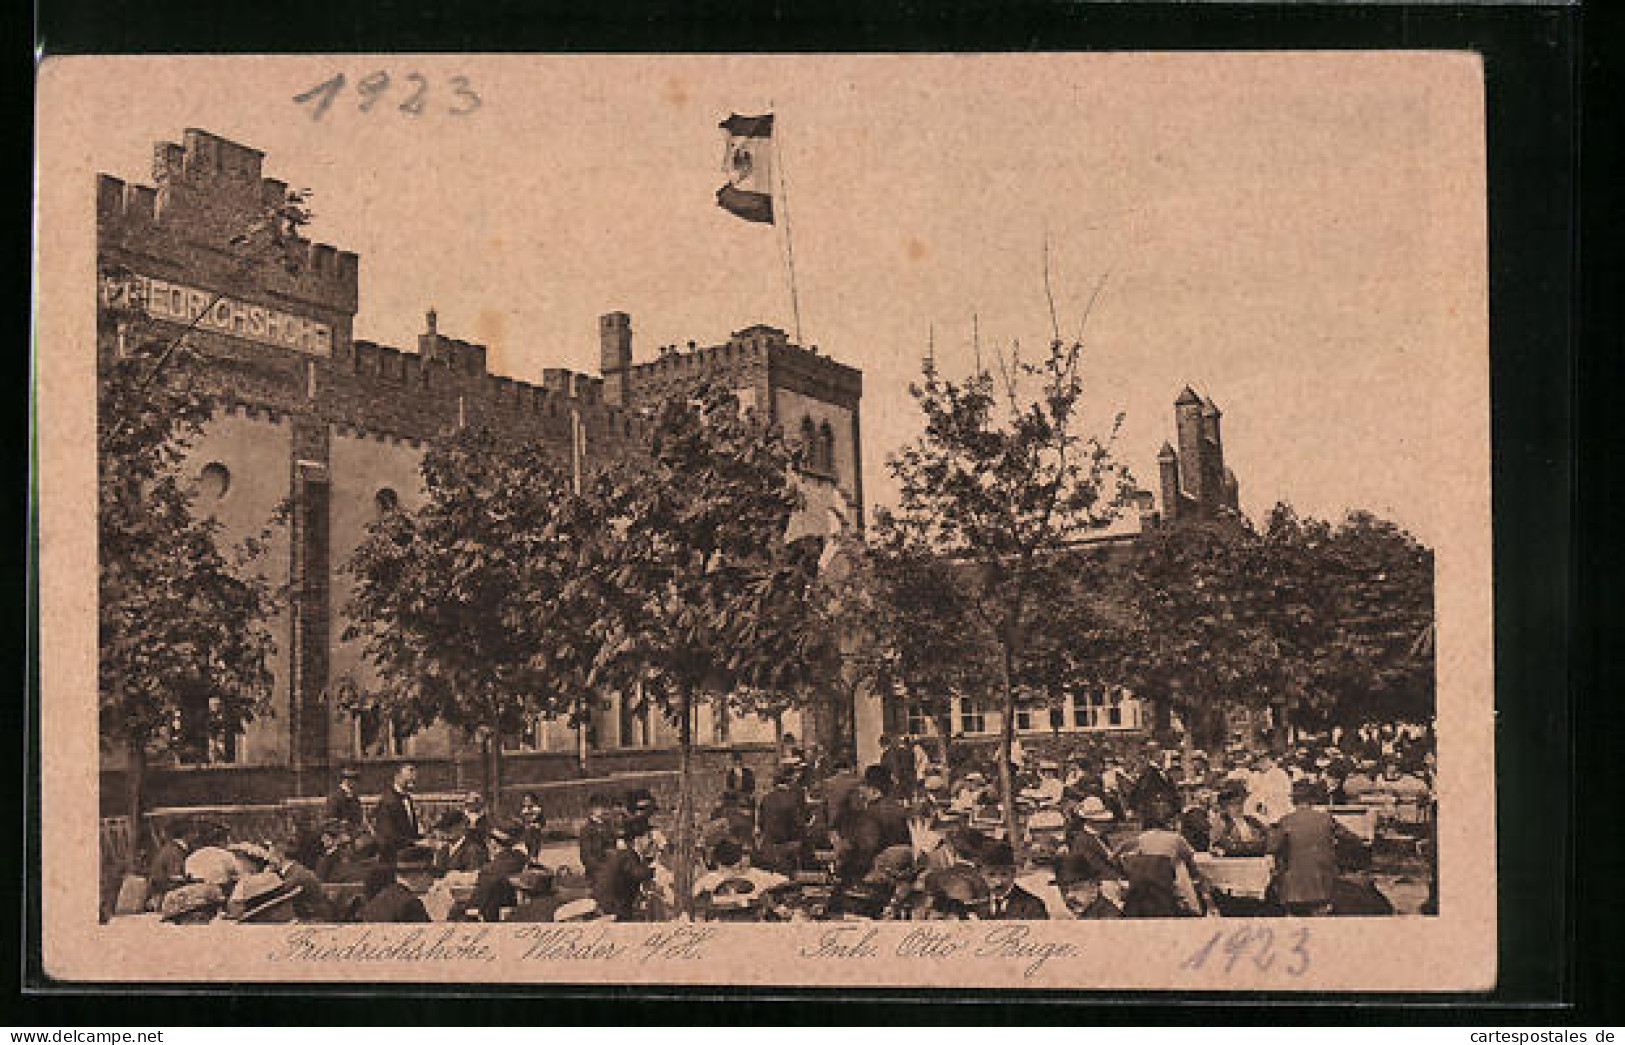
[{"left": 772, "top": 110, "right": 805, "bottom": 345}]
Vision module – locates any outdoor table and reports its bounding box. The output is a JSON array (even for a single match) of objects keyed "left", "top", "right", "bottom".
[
  {"left": 1195, "top": 854, "right": 1273, "bottom": 901},
  {"left": 1328, "top": 804, "right": 1377, "bottom": 844}
]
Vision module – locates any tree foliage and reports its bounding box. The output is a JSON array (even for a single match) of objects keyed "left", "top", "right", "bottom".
[
  {"left": 588, "top": 384, "right": 833, "bottom": 912},
  {"left": 1110, "top": 503, "right": 1436, "bottom": 748},
  {"left": 340, "top": 424, "right": 604, "bottom": 805},
  {"left": 882, "top": 340, "right": 1134, "bottom": 851},
  {"left": 98, "top": 191, "right": 308, "bottom": 862}
]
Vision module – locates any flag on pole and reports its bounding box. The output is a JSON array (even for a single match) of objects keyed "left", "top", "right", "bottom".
[{"left": 716, "top": 113, "right": 774, "bottom": 224}]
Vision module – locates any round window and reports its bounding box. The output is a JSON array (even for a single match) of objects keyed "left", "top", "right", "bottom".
[{"left": 197, "top": 462, "right": 230, "bottom": 500}]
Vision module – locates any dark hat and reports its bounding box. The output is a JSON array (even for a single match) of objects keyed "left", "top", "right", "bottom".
[
  {"left": 339, "top": 766, "right": 360, "bottom": 779},
  {"left": 925, "top": 866, "right": 990, "bottom": 908},
  {"left": 1052, "top": 853, "right": 1097, "bottom": 889},
  {"left": 863, "top": 765, "right": 893, "bottom": 791},
  {"left": 395, "top": 844, "right": 437, "bottom": 873},
  {"left": 509, "top": 865, "right": 555, "bottom": 895},
  {"left": 622, "top": 815, "right": 652, "bottom": 842},
  {"left": 981, "top": 840, "right": 1017, "bottom": 870},
  {"left": 625, "top": 788, "right": 658, "bottom": 813},
  {"left": 711, "top": 838, "right": 744, "bottom": 867},
  {"left": 318, "top": 818, "right": 353, "bottom": 838},
  {"left": 1218, "top": 781, "right": 1248, "bottom": 803}
]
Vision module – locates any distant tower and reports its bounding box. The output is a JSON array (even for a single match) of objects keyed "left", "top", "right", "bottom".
[
  {"left": 1157, "top": 441, "right": 1181, "bottom": 522},
  {"left": 600, "top": 311, "right": 632, "bottom": 406},
  {"left": 1174, "top": 386, "right": 1207, "bottom": 508},
  {"left": 1200, "top": 396, "right": 1225, "bottom": 510}
]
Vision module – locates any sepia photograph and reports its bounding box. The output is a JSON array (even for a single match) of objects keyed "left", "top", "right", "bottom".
[{"left": 34, "top": 51, "right": 1493, "bottom": 989}]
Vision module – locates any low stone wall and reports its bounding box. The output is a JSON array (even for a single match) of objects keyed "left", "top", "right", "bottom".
[
  {"left": 100, "top": 743, "right": 776, "bottom": 815},
  {"left": 101, "top": 746, "right": 782, "bottom": 875}
]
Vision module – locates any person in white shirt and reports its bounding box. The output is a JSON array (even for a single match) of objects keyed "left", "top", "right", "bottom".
[{"left": 1246, "top": 752, "right": 1294, "bottom": 825}]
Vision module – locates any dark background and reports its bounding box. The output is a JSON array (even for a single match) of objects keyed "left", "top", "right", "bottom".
[{"left": 14, "top": 0, "right": 1609, "bottom": 1025}]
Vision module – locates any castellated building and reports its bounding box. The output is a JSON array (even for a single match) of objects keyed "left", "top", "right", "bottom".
[
  {"left": 97, "top": 129, "right": 862, "bottom": 810},
  {"left": 1156, "top": 385, "right": 1240, "bottom": 521}
]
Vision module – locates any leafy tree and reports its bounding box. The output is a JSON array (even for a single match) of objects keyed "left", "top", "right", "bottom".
[
  {"left": 588, "top": 385, "right": 829, "bottom": 913},
  {"left": 883, "top": 342, "right": 1134, "bottom": 853},
  {"left": 98, "top": 194, "right": 308, "bottom": 868},
  {"left": 340, "top": 424, "right": 606, "bottom": 810},
  {"left": 845, "top": 525, "right": 1000, "bottom": 765},
  {"left": 1111, "top": 503, "right": 1436, "bottom": 752}
]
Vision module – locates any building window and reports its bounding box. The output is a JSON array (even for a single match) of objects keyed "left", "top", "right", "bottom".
[
  {"left": 1048, "top": 705, "right": 1065, "bottom": 731},
  {"left": 355, "top": 703, "right": 412, "bottom": 758},
  {"left": 375, "top": 487, "right": 399, "bottom": 516},
  {"left": 1106, "top": 689, "right": 1124, "bottom": 728},
  {"left": 505, "top": 711, "right": 551, "bottom": 753},
  {"left": 1072, "top": 693, "right": 1090, "bottom": 729},
  {"left": 172, "top": 695, "right": 240, "bottom": 765},
  {"left": 1015, "top": 708, "right": 1033, "bottom": 732},
  {"left": 197, "top": 462, "right": 231, "bottom": 501},
  {"left": 799, "top": 416, "right": 817, "bottom": 466},
  {"left": 905, "top": 701, "right": 930, "bottom": 737},
  {"left": 957, "top": 699, "right": 986, "bottom": 735},
  {"left": 713, "top": 701, "right": 730, "bottom": 744}
]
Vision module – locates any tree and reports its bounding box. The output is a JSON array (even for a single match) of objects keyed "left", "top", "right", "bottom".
[
  {"left": 98, "top": 193, "right": 308, "bottom": 868},
  {"left": 1110, "top": 511, "right": 1293, "bottom": 751},
  {"left": 1262, "top": 505, "right": 1436, "bottom": 731},
  {"left": 340, "top": 424, "right": 605, "bottom": 810},
  {"left": 588, "top": 385, "right": 829, "bottom": 914},
  {"left": 883, "top": 340, "right": 1134, "bottom": 854},
  {"left": 1111, "top": 503, "right": 1437, "bottom": 753},
  {"left": 845, "top": 526, "right": 1000, "bottom": 766}
]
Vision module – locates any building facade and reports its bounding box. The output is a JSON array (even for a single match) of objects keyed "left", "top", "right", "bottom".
[{"left": 97, "top": 129, "right": 862, "bottom": 810}]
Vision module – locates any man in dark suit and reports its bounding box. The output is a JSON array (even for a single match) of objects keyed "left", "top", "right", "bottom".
[
  {"left": 724, "top": 752, "right": 756, "bottom": 797},
  {"left": 577, "top": 793, "right": 616, "bottom": 880},
  {"left": 756, "top": 767, "right": 809, "bottom": 872},
  {"left": 880, "top": 735, "right": 917, "bottom": 801},
  {"left": 354, "top": 845, "right": 434, "bottom": 923},
  {"left": 592, "top": 821, "right": 655, "bottom": 921},
  {"left": 372, "top": 763, "right": 422, "bottom": 862},
  {"left": 1267, "top": 784, "right": 1364, "bottom": 916},
  {"left": 325, "top": 767, "right": 364, "bottom": 829},
  {"left": 507, "top": 866, "right": 567, "bottom": 923},
  {"left": 981, "top": 841, "right": 1049, "bottom": 919},
  {"left": 836, "top": 766, "right": 911, "bottom": 882}
]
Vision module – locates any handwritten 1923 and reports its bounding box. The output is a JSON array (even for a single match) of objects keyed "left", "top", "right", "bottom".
[
  {"left": 1182, "top": 925, "right": 1311, "bottom": 977},
  {"left": 293, "top": 72, "right": 481, "bottom": 121}
]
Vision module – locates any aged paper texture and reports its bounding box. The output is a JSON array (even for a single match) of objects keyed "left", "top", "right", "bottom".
[{"left": 36, "top": 52, "right": 1493, "bottom": 989}]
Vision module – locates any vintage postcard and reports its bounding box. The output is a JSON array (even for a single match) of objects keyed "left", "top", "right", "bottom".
[{"left": 34, "top": 52, "right": 1493, "bottom": 990}]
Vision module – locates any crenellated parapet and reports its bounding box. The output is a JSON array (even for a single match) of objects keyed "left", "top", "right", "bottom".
[{"left": 97, "top": 129, "right": 359, "bottom": 323}]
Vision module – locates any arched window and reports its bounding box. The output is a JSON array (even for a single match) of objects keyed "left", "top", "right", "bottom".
[
  {"left": 197, "top": 462, "right": 231, "bottom": 501},
  {"left": 818, "top": 421, "right": 836, "bottom": 473},
  {"left": 799, "top": 416, "right": 817, "bottom": 466}
]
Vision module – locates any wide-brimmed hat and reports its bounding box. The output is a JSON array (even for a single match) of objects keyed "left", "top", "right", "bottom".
[
  {"left": 227, "top": 841, "right": 274, "bottom": 868},
  {"left": 509, "top": 865, "right": 555, "bottom": 895},
  {"left": 226, "top": 871, "right": 298, "bottom": 920},
  {"left": 925, "top": 866, "right": 989, "bottom": 908},
  {"left": 395, "top": 844, "right": 437, "bottom": 873},
  {"left": 159, "top": 882, "right": 226, "bottom": 923},
  {"left": 1076, "top": 796, "right": 1114, "bottom": 822},
  {"left": 865, "top": 845, "right": 917, "bottom": 884},
  {"left": 553, "top": 898, "right": 601, "bottom": 922},
  {"left": 1051, "top": 852, "right": 1098, "bottom": 889}
]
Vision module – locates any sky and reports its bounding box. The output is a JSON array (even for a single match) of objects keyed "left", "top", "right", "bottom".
[{"left": 67, "top": 53, "right": 1486, "bottom": 546}]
